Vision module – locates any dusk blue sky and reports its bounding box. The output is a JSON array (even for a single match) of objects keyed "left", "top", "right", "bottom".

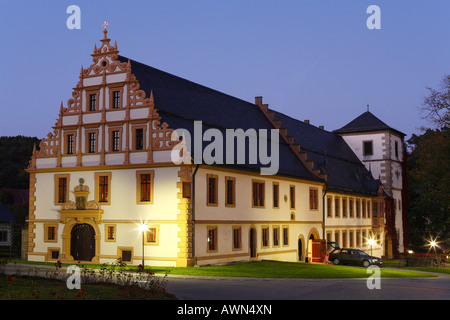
[{"left": 0, "top": 1, "right": 449, "bottom": 140}]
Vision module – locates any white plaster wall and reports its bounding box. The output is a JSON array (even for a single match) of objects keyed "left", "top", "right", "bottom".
[
  {"left": 62, "top": 115, "right": 78, "bottom": 126},
  {"left": 193, "top": 168, "right": 324, "bottom": 264}
]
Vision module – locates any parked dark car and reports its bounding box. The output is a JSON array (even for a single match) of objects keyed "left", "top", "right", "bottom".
[{"left": 328, "top": 246, "right": 382, "bottom": 267}]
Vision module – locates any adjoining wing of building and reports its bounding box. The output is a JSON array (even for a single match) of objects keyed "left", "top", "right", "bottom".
[{"left": 26, "top": 30, "right": 408, "bottom": 266}]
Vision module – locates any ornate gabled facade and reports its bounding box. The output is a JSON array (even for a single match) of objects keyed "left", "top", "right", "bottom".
[
  {"left": 26, "top": 28, "right": 408, "bottom": 267},
  {"left": 27, "top": 28, "right": 192, "bottom": 267}
]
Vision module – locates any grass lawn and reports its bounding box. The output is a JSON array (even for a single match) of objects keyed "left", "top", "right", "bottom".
[
  {"left": 4, "top": 259, "right": 439, "bottom": 280},
  {"left": 149, "top": 260, "right": 435, "bottom": 279}
]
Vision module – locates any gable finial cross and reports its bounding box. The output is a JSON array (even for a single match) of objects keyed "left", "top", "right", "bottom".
[{"left": 102, "top": 21, "right": 109, "bottom": 30}]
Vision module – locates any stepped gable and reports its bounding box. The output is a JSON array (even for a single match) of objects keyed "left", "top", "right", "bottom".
[{"left": 28, "top": 30, "right": 176, "bottom": 169}]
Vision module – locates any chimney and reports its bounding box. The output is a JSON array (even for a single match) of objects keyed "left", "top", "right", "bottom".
[
  {"left": 304, "top": 120, "right": 310, "bottom": 124},
  {"left": 255, "top": 96, "right": 263, "bottom": 107},
  {"left": 319, "top": 125, "right": 324, "bottom": 130}
]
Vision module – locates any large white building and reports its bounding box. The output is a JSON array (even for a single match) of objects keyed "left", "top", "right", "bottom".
[{"left": 26, "top": 29, "right": 408, "bottom": 266}]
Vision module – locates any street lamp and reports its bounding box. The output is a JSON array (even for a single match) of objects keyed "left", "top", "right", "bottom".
[
  {"left": 138, "top": 223, "right": 147, "bottom": 267},
  {"left": 426, "top": 237, "right": 439, "bottom": 254}
]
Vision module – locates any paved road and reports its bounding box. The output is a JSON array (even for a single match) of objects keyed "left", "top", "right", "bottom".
[{"left": 165, "top": 273, "right": 450, "bottom": 300}]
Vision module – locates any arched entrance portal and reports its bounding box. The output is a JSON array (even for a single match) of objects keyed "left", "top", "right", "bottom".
[
  {"left": 249, "top": 227, "right": 257, "bottom": 258},
  {"left": 70, "top": 223, "right": 95, "bottom": 262}
]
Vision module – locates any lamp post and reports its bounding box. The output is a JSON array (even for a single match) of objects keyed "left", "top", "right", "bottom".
[{"left": 139, "top": 223, "right": 147, "bottom": 267}]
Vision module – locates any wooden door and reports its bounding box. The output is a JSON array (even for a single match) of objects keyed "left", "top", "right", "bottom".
[{"left": 70, "top": 223, "right": 95, "bottom": 261}]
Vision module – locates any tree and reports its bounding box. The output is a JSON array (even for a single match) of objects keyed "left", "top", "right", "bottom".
[
  {"left": 407, "top": 128, "right": 449, "bottom": 250},
  {"left": 0, "top": 136, "right": 40, "bottom": 189},
  {"left": 407, "top": 74, "right": 450, "bottom": 251},
  {"left": 421, "top": 74, "right": 450, "bottom": 130}
]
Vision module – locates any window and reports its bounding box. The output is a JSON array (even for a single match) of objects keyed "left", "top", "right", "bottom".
[
  {"left": 54, "top": 174, "right": 70, "bottom": 205},
  {"left": 252, "top": 180, "right": 265, "bottom": 208},
  {"left": 120, "top": 248, "right": 133, "bottom": 263},
  {"left": 105, "top": 225, "right": 116, "bottom": 241},
  {"left": 58, "top": 178, "right": 67, "bottom": 203},
  {"left": 290, "top": 186, "right": 295, "bottom": 209},
  {"left": 395, "top": 141, "right": 399, "bottom": 158},
  {"left": 225, "top": 177, "right": 235, "bottom": 207},
  {"left": 135, "top": 128, "right": 144, "bottom": 150},
  {"left": 326, "top": 232, "right": 332, "bottom": 247},
  {"left": 45, "top": 224, "right": 58, "bottom": 242},
  {"left": 363, "top": 141, "right": 373, "bottom": 156},
  {"left": 342, "top": 198, "right": 347, "bottom": 218},
  {"left": 262, "top": 226, "right": 269, "bottom": 248},
  {"left": 132, "top": 126, "right": 146, "bottom": 151},
  {"left": 88, "top": 132, "right": 96, "bottom": 153},
  {"left": 273, "top": 226, "right": 280, "bottom": 247},
  {"left": 182, "top": 182, "right": 191, "bottom": 199},
  {"left": 50, "top": 249, "right": 60, "bottom": 260},
  {"left": 89, "top": 94, "right": 97, "bottom": 111},
  {"left": 145, "top": 227, "right": 159, "bottom": 245},
  {"left": 362, "top": 199, "right": 366, "bottom": 218},
  {"left": 349, "top": 198, "right": 354, "bottom": 218},
  {"left": 108, "top": 127, "right": 122, "bottom": 153},
  {"left": 349, "top": 231, "right": 354, "bottom": 247},
  {"left": 64, "top": 131, "right": 77, "bottom": 155},
  {"left": 342, "top": 231, "right": 347, "bottom": 247},
  {"left": 334, "top": 231, "right": 340, "bottom": 247},
  {"left": 206, "top": 174, "right": 218, "bottom": 206},
  {"left": 95, "top": 172, "right": 111, "bottom": 205},
  {"left": 356, "top": 230, "right": 361, "bottom": 246},
  {"left": 67, "top": 134, "right": 74, "bottom": 154},
  {"left": 282, "top": 226, "right": 289, "bottom": 246},
  {"left": 327, "top": 196, "right": 332, "bottom": 217},
  {"left": 373, "top": 202, "right": 378, "bottom": 218},
  {"left": 136, "top": 170, "right": 154, "bottom": 204},
  {"left": 356, "top": 199, "right": 361, "bottom": 218},
  {"left": 232, "top": 227, "right": 241, "bottom": 250},
  {"left": 112, "top": 130, "right": 120, "bottom": 151},
  {"left": 207, "top": 226, "right": 218, "bottom": 252},
  {"left": 273, "top": 183, "right": 279, "bottom": 208},
  {"left": 0, "top": 230, "right": 7, "bottom": 243},
  {"left": 309, "top": 188, "right": 318, "bottom": 210},
  {"left": 140, "top": 174, "right": 152, "bottom": 202},
  {"left": 367, "top": 200, "right": 371, "bottom": 218},
  {"left": 112, "top": 91, "right": 121, "bottom": 108},
  {"left": 334, "top": 197, "right": 340, "bottom": 218}
]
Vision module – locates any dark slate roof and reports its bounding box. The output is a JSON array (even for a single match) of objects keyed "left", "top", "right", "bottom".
[
  {"left": 0, "top": 202, "right": 15, "bottom": 223},
  {"left": 117, "top": 55, "right": 379, "bottom": 194},
  {"left": 118, "top": 55, "right": 321, "bottom": 182},
  {"left": 333, "top": 111, "right": 405, "bottom": 136},
  {"left": 271, "top": 111, "right": 379, "bottom": 195}
]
